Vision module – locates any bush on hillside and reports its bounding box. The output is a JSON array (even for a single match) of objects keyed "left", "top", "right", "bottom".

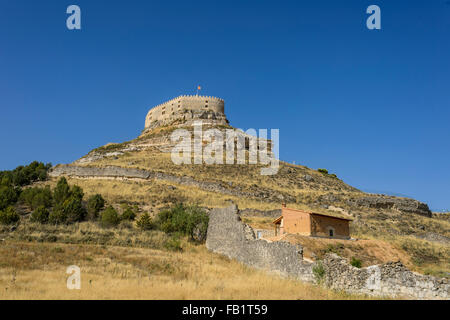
[
  {"left": 0, "top": 161, "right": 51, "bottom": 187},
  {"left": 156, "top": 204, "right": 209, "bottom": 242},
  {"left": 0, "top": 207, "right": 20, "bottom": 225},
  {"left": 101, "top": 206, "right": 120, "bottom": 228},
  {"left": 350, "top": 257, "right": 362, "bottom": 268},
  {"left": 164, "top": 235, "right": 182, "bottom": 252},
  {"left": 0, "top": 185, "right": 21, "bottom": 210},
  {"left": 87, "top": 194, "right": 105, "bottom": 220},
  {"left": 312, "top": 261, "right": 326, "bottom": 284},
  {"left": 31, "top": 206, "right": 50, "bottom": 224},
  {"left": 136, "top": 212, "right": 153, "bottom": 230},
  {"left": 121, "top": 206, "right": 136, "bottom": 221},
  {"left": 48, "top": 205, "right": 68, "bottom": 225},
  {"left": 70, "top": 185, "right": 84, "bottom": 201},
  {"left": 63, "top": 197, "right": 86, "bottom": 224},
  {"left": 53, "top": 177, "right": 71, "bottom": 205},
  {"left": 19, "top": 186, "right": 52, "bottom": 210}
]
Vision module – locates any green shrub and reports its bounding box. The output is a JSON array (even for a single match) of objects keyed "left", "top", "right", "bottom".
[
  {"left": 0, "top": 161, "right": 51, "bottom": 187},
  {"left": 48, "top": 206, "right": 67, "bottom": 224},
  {"left": 136, "top": 212, "right": 153, "bottom": 230},
  {"left": 87, "top": 194, "right": 105, "bottom": 220},
  {"left": 0, "top": 185, "right": 21, "bottom": 210},
  {"left": 156, "top": 204, "right": 209, "bottom": 242},
  {"left": 350, "top": 257, "right": 362, "bottom": 268},
  {"left": 31, "top": 206, "right": 50, "bottom": 224},
  {"left": 317, "top": 168, "right": 338, "bottom": 179},
  {"left": 19, "top": 186, "right": 52, "bottom": 210},
  {"left": 53, "top": 177, "right": 71, "bottom": 205},
  {"left": 164, "top": 236, "right": 182, "bottom": 252},
  {"left": 63, "top": 197, "right": 86, "bottom": 224},
  {"left": 121, "top": 206, "right": 136, "bottom": 221},
  {"left": 101, "top": 206, "right": 120, "bottom": 228},
  {"left": 312, "top": 261, "right": 326, "bottom": 283},
  {"left": 0, "top": 207, "right": 20, "bottom": 225},
  {"left": 70, "top": 185, "right": 84, "bottom": 201}
]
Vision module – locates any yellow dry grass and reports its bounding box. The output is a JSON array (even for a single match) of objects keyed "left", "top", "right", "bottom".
[{"left": 0, "top": 241, "right": 372, "bottom": 300}]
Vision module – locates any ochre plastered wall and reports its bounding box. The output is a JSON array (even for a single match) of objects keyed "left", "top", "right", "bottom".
[
  {"left": 279, "top": 208, "right": 311, "bottom": 236},
  {"left": 310, "top": 214, "right": 350, "bottom": 239}
]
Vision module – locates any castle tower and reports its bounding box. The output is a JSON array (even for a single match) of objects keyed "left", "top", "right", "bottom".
[{"left": 144, "top": 95, "right": 229, "bottom": 130}]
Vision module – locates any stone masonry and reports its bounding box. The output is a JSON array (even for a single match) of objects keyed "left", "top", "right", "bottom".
[{"left": 144, "top": 95, "right": 229, "bottom": 130}]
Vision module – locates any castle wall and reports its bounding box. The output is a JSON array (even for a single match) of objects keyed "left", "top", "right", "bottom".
[{"left": 145, "top": 95, "right": 225, "bottom": 128}]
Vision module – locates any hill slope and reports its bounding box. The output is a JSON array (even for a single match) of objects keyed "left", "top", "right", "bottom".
[{"left": 47, "top": 122, "right": 449, "bottom": 277}]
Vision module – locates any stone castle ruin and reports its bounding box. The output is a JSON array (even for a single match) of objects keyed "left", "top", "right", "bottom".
[
  {"left": 206, "top": 204, "right": 449, "bottom": 299},
  {"left": 144, "top": 95, "right": 229, "bottom": 131}
]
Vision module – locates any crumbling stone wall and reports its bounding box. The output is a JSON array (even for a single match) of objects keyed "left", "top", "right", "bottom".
[
  {"left": 322, "top": 254, "right": 449, "bottom": 299},
  {"left": 206, "top": 204, "right": 314, "bottom": 282},
  {"left": 206, "top": 204, "right": 449, "bottom": 299}
]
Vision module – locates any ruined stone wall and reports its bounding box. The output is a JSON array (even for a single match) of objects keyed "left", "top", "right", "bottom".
[
  {"left": 206, "top": 204, "right": 449, "bottom": 299},
  {"left": 145, "top": 95, "right": 227, "bottom": 129},
  {"left": 206, "top": 204, "right": 315, "bottom": 283},
  {"left": 322, "top": 254, "right": 449, "bottom": 299}
]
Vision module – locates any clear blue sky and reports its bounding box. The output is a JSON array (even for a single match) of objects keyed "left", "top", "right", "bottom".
[{"left": 1, "top": 1, "right": 449, "bottom": 211}]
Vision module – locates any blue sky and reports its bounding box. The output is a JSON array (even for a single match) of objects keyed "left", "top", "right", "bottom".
[{"left": 1, "top": 1, "right": 449, "bottom": 211}]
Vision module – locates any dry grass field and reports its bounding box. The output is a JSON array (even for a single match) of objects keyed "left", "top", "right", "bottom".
[{"left": 0, "top": 240, "right": 371, "bottom": 300}]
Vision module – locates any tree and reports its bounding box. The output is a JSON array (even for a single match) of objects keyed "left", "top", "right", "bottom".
[
  {"left": 87, "top": 194, "right": 105, "bottom": 220},
  {"left": 155, "top": 204, "right": 209, "bottom": 242},
  {"left": 0, "top": 185, "right": 21, "bottom": 210},
  {"left": 64, "top": 197, "right": 86, "bottom": 224},
  {"left": 0, "top": 161, "right": 51, "bottom": 187},
  {"left": 100, "top": 206, "right": 119, "bottom": 228},
  {"left": 121, "top": 206, "right": 136, "bottom": 221},
  {"left": 53, "top": 177, "right": 71, "bottom": 205},
  {"left": 70, "top": 185, "right": 84, "bottom": 201},
  {"left": 48, "top": 205, "right": 67, "bottom": 225},
  {"left": 31, "top": 206, "right": 50, "bottom": 224},
  {"left": 136, "top": 212, "right": 153, "bottom": 230},
  {"left": 20, "top": 186, "right": 52, "bottom": 210},
  {"left": 0, "top": 207, "right": 20, "bottom": 225}
]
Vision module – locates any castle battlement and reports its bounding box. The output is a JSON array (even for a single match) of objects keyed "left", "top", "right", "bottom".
[
  {"left": 144, "top": 94, "right": 228, "bottom": 129},
  {"left": 151, "top": 95, "right": 224, "bottom": 110}
]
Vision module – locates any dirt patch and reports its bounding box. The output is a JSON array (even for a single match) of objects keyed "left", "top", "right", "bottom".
[{"left": 278, "top": 234, "right": 412, "bottom": 268}]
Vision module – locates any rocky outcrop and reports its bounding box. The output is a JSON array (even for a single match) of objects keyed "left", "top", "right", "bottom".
[
  {"left": 347, "top": 196, "right": 432, "bottom": 217},
  {"left": 205, "top": 204, "right": 449, "bottom": 299},
  {"left": 49, "top": 164, "right": 151, "bottom": 179}
]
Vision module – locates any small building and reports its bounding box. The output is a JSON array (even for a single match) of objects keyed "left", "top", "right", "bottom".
[{"left": 272, "top": 204, "right": 352, "bottom": 239}]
